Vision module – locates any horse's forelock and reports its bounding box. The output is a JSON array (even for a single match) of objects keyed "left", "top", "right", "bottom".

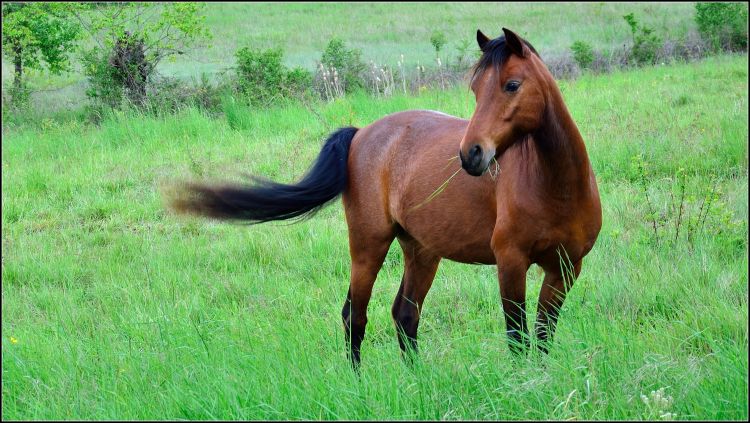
[{"left": 470, "top": 35, "right": 541, "bottom": 84}]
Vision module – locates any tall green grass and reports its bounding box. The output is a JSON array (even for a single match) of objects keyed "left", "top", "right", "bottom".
[{"left": 2, "top": 55, "right": 747, "bottom": 420}]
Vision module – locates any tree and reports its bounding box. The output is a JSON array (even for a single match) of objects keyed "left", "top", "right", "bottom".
[
  {"left": 1, "top": 2, "right": 81, "bottom": 103},
  {"left": 75, "top": 2, "right": 210, "bottom": 107}
]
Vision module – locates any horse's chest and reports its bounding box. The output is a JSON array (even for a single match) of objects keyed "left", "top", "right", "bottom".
[{"left": 497, "top": 197, "right": 595, "bottom": 265}]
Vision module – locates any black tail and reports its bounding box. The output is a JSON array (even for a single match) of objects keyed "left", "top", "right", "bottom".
[{"left": 169, "top": 127, "right": 358, "bottom": 223}]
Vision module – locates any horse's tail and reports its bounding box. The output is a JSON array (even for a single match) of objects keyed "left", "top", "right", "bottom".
[{"left": 169, "top": 127, "right": 358, "bottom": 223}]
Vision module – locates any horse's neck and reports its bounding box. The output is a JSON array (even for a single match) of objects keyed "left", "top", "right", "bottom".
[{"left": 528, "top": 91, "right": 594, "bottom": 201}]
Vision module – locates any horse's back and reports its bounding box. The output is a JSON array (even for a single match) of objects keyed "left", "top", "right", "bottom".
[
  {"left": 347, "top": 110, "right": 468, "bottom": 195},
  {"left": 345, "top": 110, "right": 498, "bottom": 264}
]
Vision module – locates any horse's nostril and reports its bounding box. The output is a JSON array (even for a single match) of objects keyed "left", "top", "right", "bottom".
[{"left": 460, "top": 144, "right": 484, "bottom": 174}]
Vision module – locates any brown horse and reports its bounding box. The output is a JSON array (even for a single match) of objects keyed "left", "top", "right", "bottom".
[{"left": 170, "top": 28, "right": 602, "bottom": 368}]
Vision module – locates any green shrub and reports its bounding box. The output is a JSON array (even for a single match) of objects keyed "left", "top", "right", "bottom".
[
  {"left": 695, "top": 2, "right": 748, "bottom": 51},
  {"left": 235, "top": 47, "right": 286, "bottom": 105},
  {"left": 284, "top": 66, "right": 314, "bottom": 98},
  {"left": 81, "top": 48, "right": 126, "bottom": 109},
  {"left": 453, "top": 39, "right": 475, "bottom": 71},
  {"left": 235, "top": 46, "right": 314, "bottom": 104},
  {"left": 320, "top": 37, "right": 366, "bottom": 92},
  {"left": 82, "top": 32, "right": 157, "bottom": 109},
  {"left": 623, "top": 13, "right": 662, "bottom": 65},
  {"left": 430, "top": 30, "right": 447, "bottom": 56},
  {"left": 571, "top": 40, "right": 595, "bottom": 70},
  {"left": 5, "top": 81, "right": 31, "bottom": 110},
  {"left": 145, "top": 73, "right": 231, "bottom": 116},
  {"left": 83, "top": 42, "right": 232, "bottom": 117},
  {"left": 192, "top": 73, "right": 235, "bottom": 113}
]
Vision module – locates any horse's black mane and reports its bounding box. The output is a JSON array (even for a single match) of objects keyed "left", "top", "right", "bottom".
[{"left": 471, "top": 35, "right": 540, "bottom": 83}]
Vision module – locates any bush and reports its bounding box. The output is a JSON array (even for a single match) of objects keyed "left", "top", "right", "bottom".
[
  {"left": 571, "top": 40, "right": 595, "bottom": 70},
  {"left": 695, "top": 2, "right": 748, "bottom": 52},
  {"left": 658, "top": 33, "right": 709, "bottom": 64},
  {"left": 430, "top": 30, "right": 447, "bottom": 56},
  {"left": 453, "top": 39, "right": 475, "bottom": 71},
  {"left": 320, "top": 38, "right": 366, "bottom": 93},
  {"left": 284, "top": 66, "right": 314, "bottom": 99},
  {"left": 623, "top": 13, "right": 662, "bottom": 65},
  {"left": 145, "top": 73, "right": 231, "bottom": 116},
  {"left": 82, "top": 42, "right": 233, "bottom": 119},
  {"left": 235, "top": 47, "right": 286, "bottom": 105},
  {"left": 546, "top": 53, "right": 580, "bottom": 80},
  {"left": 235, "top": 46, "right": 313, "bottom": 105},
  {"left": 81, "top": 48, "right": 126, "bottom": 109},
  {"left": 5, "top": 82, "right": 31, "bottom": 110},
  {"left": 82, "top": 32, "right": 157, "bottom": 109}
]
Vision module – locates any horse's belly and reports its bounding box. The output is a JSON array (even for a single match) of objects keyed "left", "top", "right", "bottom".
[
  {"left": 400, "top": 209, "right": 497, "bottom": 263},
  {"left": 393, "top": 169, "right": 498, "bottom": 265}
]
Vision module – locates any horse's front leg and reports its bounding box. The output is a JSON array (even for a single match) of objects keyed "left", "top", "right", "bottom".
[
  {"left": 494, "top": 247, "right": 531, "bottom": 354},
  {"left": 536, "top": 259, "right": 582, "bottom": 353}
]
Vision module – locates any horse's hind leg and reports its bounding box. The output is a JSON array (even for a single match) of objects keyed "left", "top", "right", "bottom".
[
  {"left": 341, "top": 226, "right": 395, "bottom": 369},
  {"left": 391, "top": 237, "right": 440, "bottom": 359}
]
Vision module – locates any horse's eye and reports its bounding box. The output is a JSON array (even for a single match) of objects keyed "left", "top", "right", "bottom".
[{"left": 505, "top": 80, "right": 521, "bottom": 92}]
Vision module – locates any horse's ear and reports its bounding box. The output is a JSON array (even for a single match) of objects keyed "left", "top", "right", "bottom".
[
  {"left": 477, "top": 29, "right": 490, "bottom": 51},
  {"left": 502, "top": 27, "right": 527, "bottom": 58}
]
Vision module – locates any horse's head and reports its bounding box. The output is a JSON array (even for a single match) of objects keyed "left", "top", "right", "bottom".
[{"left": 459, "top": 28, "right": 550, "bottom": 176}]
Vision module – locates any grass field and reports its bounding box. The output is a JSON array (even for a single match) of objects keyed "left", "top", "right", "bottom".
[
  {"left": 2, "top": 2, "right": 699, "bottom": 80},
  {"left": 193, "top": 2, "right": 698, "bottom": 70},
  {"left": 2, "top": 51, "right": 748, "bottom": 419}
]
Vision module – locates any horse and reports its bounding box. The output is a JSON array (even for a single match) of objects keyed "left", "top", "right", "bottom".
[{"left": 169, "top": 28, "right": 602, "bottom": 368}]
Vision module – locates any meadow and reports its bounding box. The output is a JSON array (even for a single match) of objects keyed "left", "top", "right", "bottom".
[
  {"left": 2, "top": 1, "right": 749, "bottom": 420},
  {"left": 2, "top": 53, "right": 748, "bottom": 419},
  {"left": 1, "top": 2, "right": 700, "bottom": 117}
]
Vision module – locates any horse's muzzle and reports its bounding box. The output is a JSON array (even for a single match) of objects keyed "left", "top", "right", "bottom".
[{"left": 459, "top": 144, "right": 487, "bottom": 176}]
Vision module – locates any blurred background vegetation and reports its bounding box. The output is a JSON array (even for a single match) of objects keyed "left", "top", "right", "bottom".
[{"left": 1, "top": 2, "right": 747, "bottom": 129}]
